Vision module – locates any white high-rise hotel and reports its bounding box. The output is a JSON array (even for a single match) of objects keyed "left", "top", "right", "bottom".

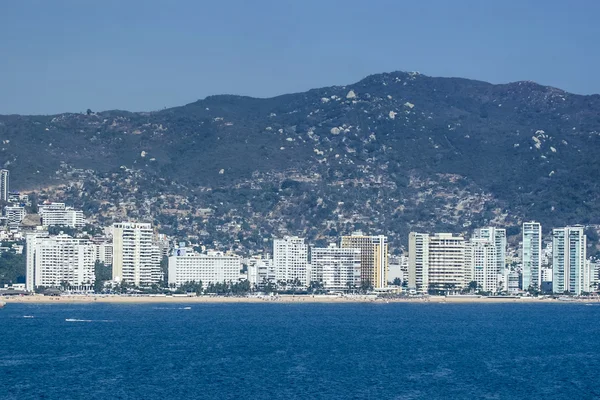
[
  {"left": 467, "top": 227, "right": 507, "bottom": 293},
  {"left": 26, "top": 233, "right": 96, "bottom": 291},
  {"left": 273, "top": 236, "right": 309, "bottom": 287},
  {"left": 112, "top": 222, "right": 161, "bottom": 285},
  {"left": 409, "top": 233, "right": 464, "bottom": 293},
  {"left": 522, "top": 221, "right": 542, "bottom": 290},
  {"left": 408, "top": 232, "right": 429, "bottom": 293},
  {"left": 552, "top": 226, "right": 588, "bottom": 295},
  {"left": 168, "top": 251, "right": 241, "bottom": 287},
  {"left": 310, "top": 244, "right": 361, "bottom": 292},
  {"left": 466, "top": 239, "right": 497, "bottom": 292}
]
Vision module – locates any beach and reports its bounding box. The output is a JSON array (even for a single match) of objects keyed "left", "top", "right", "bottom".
[{"left": 3, "top": 294, "right": 598, "bottom": 304}]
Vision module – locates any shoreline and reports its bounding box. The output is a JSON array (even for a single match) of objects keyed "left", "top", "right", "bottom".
[{"left": 3, "top": 294, "right": 600, "bottom": 304}]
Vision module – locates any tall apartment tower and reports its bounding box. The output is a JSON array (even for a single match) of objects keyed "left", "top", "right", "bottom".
[
  {"left": 409, "top": 233, "right": 465, "bottom": 293},
  {"left": 466, "top": 238, "right": 498, "bottom": 293},
  {"left": 340, "top": 232, "right": 388, "bottom": 289},
  {"left": 408, "top": 232, "right": 429, "bottom": 293},
  {"left": 0, "top": 169, "right": 9, "bottom": 202},
  {"left": 26, "top": 232, "right": 49, "bottom": 291},
  {"left": 428, "top": 233, "right": 465, "bottom": 292},
  {"left": 112, "top": 222, "right": 161, "bottom": 286},
  {"left": 310, "top": 244, "right": 361, "bottom": 292},
  {"left": 552, "top": 226, "right": 588, "bottom": 295},
  {"left": 522, "top": 221, "right": 542, "bottom": 290},
  {"left": 273, "top": 236, "right": 309, "bottom": 287},
  {"left": 474, "top": 227, "right": 506, "bottom": 273},
  {"left": 26, "top": 233, "right": 96, "bottom": 291}
]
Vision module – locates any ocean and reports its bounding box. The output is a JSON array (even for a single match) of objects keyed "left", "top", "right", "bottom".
[{"left": 1, "top": 302, "right": 599, "bottom": 399}]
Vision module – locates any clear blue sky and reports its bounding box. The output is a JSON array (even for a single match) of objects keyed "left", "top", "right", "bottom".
[{"left": 1, "top": 0, "right": 598, "bottom": 115}]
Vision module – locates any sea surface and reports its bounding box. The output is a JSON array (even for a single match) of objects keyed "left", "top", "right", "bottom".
[{"left": 1, "top": 302, "right": 599, "bottom": 399}]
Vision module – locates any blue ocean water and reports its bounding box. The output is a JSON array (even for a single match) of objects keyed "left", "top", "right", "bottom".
[{"left": 1, "top": 302, "right": 599, "bottom": 399}]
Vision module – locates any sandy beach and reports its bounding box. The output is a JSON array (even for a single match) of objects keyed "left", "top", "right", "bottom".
[{"left": 3, "top": 294, "right": 599, "bottom": 304}]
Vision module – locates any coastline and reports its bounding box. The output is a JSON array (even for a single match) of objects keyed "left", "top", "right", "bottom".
[{"left": 3, "top": 294, "right": 599, "bottom": 304}]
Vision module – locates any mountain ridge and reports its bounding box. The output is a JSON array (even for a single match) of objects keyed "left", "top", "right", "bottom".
[{"left": 1, "top": 70, "right": 599, "bottom": 251}]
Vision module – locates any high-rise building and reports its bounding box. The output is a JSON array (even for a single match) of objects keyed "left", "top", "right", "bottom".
[
  {"left": 168, "top": 251, "right": 241, "bottom": 287},
  {"left": 0, "top": 169, "right": 9, "bottom": 202},
  {"left": 474, "top": 227, "right": 506, "bottom": 273},
  {"left": 112, "top": 222, "right": 161, "bottom": 286},
  {"left": 522, "top": 221, "right": 542, "bottom": 290},
  {"left": 552, "top": 226, "right": 588, "bottom": 295},
  {"left": 310, "top": 244, "right": 361, "bottom": 292},
  {"left": 340, "top": 232, "right": 388, "bottom": 289},
  {"left": 273, "top": 236, "right": 309, "bottom": 287},
  {"left": 466, "top": 238, "right": 498, "bottom": 293},
  {"left": 26, "top": 233, "right": 96, "bottom": 291},
  {"left": 26, "top": 232, "right": 49, "bottom": 291},
  {"left": 408, "top": 232, "right": 429, "bottom": 293},
  {"left": 428, "top": 233, "right": 465, "bottom": 292}
]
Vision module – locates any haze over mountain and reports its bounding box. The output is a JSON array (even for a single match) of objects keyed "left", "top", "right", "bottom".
[{"left": 2, "top": 71, "right": 599, "bottom": 251}]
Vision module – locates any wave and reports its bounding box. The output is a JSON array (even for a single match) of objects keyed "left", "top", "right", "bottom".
[{"left": 65, "top": 318, "right": 113, "bottom": 322}]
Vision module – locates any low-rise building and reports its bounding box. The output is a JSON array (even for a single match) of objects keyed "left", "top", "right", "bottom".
[{"left": 38, "top": 202, "right": 86, "bottom": 229}]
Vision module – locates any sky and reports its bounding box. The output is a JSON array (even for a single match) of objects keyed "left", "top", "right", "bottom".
[{"left": 1, "top": 0, "right": 598, "bottom": 115}]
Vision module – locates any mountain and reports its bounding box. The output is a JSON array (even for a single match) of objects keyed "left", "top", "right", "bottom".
[{"left": 1, "top": 71, "right": 600, "bottom": 252}]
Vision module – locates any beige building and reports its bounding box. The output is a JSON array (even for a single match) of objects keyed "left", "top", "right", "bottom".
[
  {"left": 112, "top": 222, "right": 161, "bottom": 286},
  {"left": 341, "top": 232, "right": 388, "bottom": 289},
  {"left": 409, "top": 233, "right": 465, "bottom": 293}
]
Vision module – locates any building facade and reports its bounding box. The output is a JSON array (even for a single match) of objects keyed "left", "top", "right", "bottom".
[
  {"left": 273, "top": 236, "right": 309, "bottom": 287},
  {"left": 5, "top": 205, "right": 26, "bottom": 231},
  {"left": 112, "top": 222, "right": 161, "bottom": 286},
  {"left": 474, "top": 227, "right": 506, "bottom": 274},
  {"left": 552, "top": 226, "right": 588, "bottom": 295},
  {"left": 38, "top": 202, "right": 86, "bottom": 228},
  {"left": 247, "top": 256, "right": 275, "bottom": 288},
  {"left": 408, "top": 232, "right": 430, "bottom": 293},
  {"left": 310, "top": 244, "right": 361, "bottom": 292},
  {"left": 466, "top": 238, "right": 498, "bottom": 293},
  {"left": 340, "top": 232, "right": 388, "bottom": 289},
  {"left": 26, "top": 233, "right": 96, "bottom": 290},
  {"left": 428, "top": 233, "right": 465, "bottom": 292},
  {"left": 0, "top": 169, "right": 9, "bottom": 202},
  {"left": 168, "top": 252, "right": 241, "bottom": 287},
  {"left": 522, "top": 221, "right": 542, "bottom": 290}
]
